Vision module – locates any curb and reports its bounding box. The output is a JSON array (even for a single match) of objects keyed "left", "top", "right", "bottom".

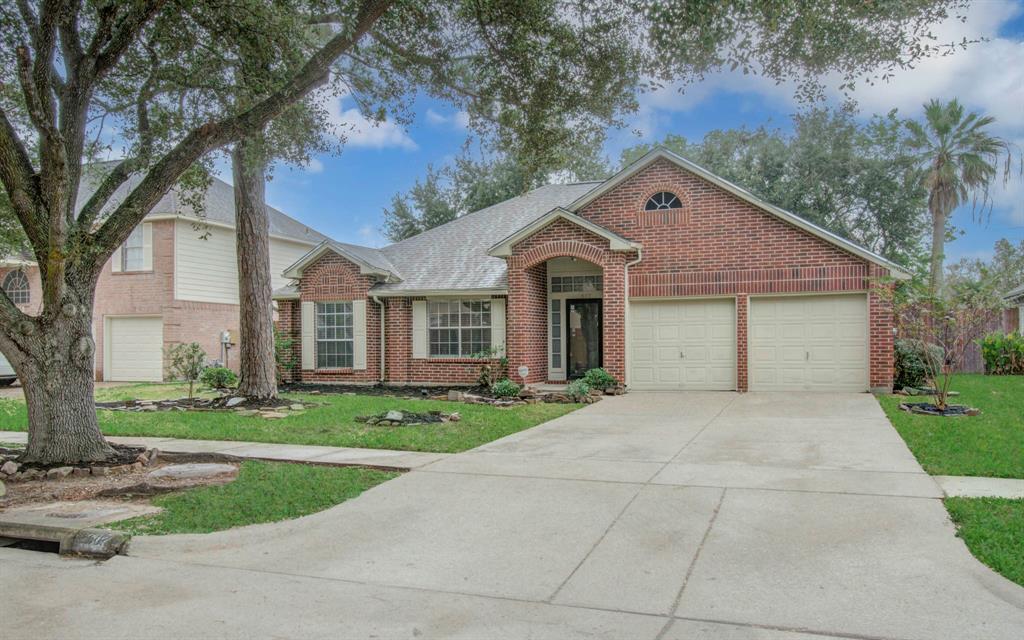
[{"left": 0, "top": 520, "right": 129, "bottom": 558}]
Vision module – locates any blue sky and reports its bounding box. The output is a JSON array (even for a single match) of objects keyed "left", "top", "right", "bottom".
[{"left": 262, "top": 0, "right": 1024, "bottom": 264}]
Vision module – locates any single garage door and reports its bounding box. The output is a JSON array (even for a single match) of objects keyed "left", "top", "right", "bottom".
[
  {"left": 629, "top": 298, "right": 736, "bottom": 390},
  {"left": 107, "top": 316, "right": 164, "bottom": 382},
  {"left": 748, "top": 294, "right": 868, "bottom": 392}
]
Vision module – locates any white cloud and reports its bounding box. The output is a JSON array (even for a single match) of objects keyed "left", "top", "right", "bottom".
[
  {"left": 424, "top": 108, "right": 470, "bottom": 130},
  {"left": 314, "top": 89, "right": 417, "bottom": 151},
  {"left": 304, "top": 157, "right": 324, "bottom": 173},
  {"left": 357, "top": 224, "right": 387, "bottom": 247}
]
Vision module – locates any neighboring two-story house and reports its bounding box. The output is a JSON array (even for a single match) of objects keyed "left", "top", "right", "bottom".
[
  {"left": 275, "top": 148, "right": 909, "bottom": 393},
  {"left": 0, "top": 171, "right": 327, "bottom": 382}
]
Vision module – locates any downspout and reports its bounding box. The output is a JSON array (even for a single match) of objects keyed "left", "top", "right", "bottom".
[
  {"left": 623, "top": 248, "right": 643, "bottom": 389},
  {"left": 372, "top": 295, "right": 386, "bottom": 384}
]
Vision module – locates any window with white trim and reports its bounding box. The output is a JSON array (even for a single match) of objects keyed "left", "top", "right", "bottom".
[
  {"left": 550, "top": 299, "right": 562, "bottom": 369},
  {"left": 550, "top": 275, "right": 602, "bottom": 293},
  {"left": 644, "top": 191, "right": 682, "bottom": 211},
  {"left": 429, "top": 300, "right": 491, "bottom": 357},
  {"left": 121, "top": 225, "right": 145, "bottom": 271},
  {"left": 316, "top": 302, "right": 353, "bottom": 368},
  {"left": 2, "top": 271, "right": 29, "bottom": 305}
]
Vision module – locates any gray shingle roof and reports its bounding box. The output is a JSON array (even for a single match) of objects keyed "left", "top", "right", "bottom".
[
  {"left": 1005, "top": 283, "right": 1024, "bottom": 301},
  {"left": 372, "top": 182, "right": 600, "bottom": 293},
  {"left": 76, "top": 162, "right": 328, "bottom": 245}
]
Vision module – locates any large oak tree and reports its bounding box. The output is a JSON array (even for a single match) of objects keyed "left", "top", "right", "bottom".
[{"left": 0, "top": 0, "right": 970, "bottom": 464}]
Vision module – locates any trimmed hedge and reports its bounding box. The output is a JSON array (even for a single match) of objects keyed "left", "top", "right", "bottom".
[{"left": 979, "top": 332, "right": 1024, "bottom": 375}]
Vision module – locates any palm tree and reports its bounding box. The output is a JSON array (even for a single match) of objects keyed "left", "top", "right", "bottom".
[{"left": 904, "top": 99, "right": 1015, "bottom": 292}]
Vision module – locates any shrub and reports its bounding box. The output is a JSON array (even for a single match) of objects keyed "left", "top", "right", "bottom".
[
  {"left": 200, "top": 366, "right": 238, "bottom": 390},
  {"left": 979, "top": 332, "right": 1024, "bottom": 375},
  {"left": 471, "top": 346, "right": 509, "bottom": 387},
  {"left": 164, "top": 342, "right": 207, "bottom": 400},
  {"left": 582, "top": 368, "right": 617, "bottom": 391},
  {"left": 273, "top": 327, "right": 297, "bottom": 383},
  {"left": 566, "top": 379, "right": 590, "bottom": 401},
  {"left": 490, "top": 378, "right": 521, "bottom": 398},
  {"left": 893, "top": 339, "right": 944, "bottom": 390}
]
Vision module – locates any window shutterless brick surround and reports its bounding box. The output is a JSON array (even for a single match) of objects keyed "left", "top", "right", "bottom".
[{"left": 280, "top": 158, "right": 895, "bottom": 391}]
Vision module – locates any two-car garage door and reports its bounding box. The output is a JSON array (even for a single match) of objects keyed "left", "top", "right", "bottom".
[{"left": 628, "top": 294, "right": 868, "bottom": 392}]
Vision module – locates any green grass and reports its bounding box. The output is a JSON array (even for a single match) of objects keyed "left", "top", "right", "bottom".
[
  {"left": 0, "top": 384, "right": 580, "bottom": 453},
  {"left": 945, "top": 497, "right": 1024, "bottom": 588},
  {"left": 95, "top": 382, "right": 220, "bottom": 402},
  {"left": 877, "top": 374, "right": 1024, "bottom": 478},
  {"left": 108, "top": 461, "right": 397, "bottom": 535}
]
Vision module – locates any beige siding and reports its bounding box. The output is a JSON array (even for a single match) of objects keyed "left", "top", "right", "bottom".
[{"left": 174, "top": 219, "right": 314, "bottom": 303}]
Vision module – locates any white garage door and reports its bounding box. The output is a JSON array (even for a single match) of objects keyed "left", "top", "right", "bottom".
[
  {"left": 107, "top": 317, "right": 164, "bottom": 382},
  {"left": 629, "top": 298, "right": 736, "bottom": 390},
  {"left": 749, "top": 294, "right": 868, "bottom": 392}
]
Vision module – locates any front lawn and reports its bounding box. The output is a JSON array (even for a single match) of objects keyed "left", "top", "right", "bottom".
[
  {"left": 877, "top": 375, "right": 1024, "bottom": 478},
  {"left": 945, "top": 497, "right": 1024, "bottom": 588},
  {"left": 108, "top": 461, "right": 397, "bottom": 535},
  {"left": 0, "top": 384, "right": 580, "bottom": 453}
]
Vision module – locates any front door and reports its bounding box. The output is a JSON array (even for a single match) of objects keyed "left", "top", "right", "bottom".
[{"left": 566, "top": 299, "right": 602, "bottom": 379}]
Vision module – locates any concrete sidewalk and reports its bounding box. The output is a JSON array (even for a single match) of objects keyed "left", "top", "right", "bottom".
[{"left": 0, "top": 431, "right": 447, "bottom": 471}]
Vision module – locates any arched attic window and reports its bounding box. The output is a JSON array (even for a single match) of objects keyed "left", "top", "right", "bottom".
[
  {"left": 2, "top": 271, "right": 30, "bottom": 305},
  {"left": 644, "top": 191, "right": 682, "bottom": 211}
]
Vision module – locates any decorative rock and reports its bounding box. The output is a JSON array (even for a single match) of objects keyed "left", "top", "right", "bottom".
[
  {"left": 289, "top": 404, "right": 305, "bottom": 411},
  {"left": 965, "top": 407, "right": 981, "bottom": 416},
  {"left": 1, "top": 460, "right": 19, "bottom": 475},
  {"left": 0, "top": 479, "right": 5, "bottom": 497},
  {"left": 225, "top": 397, "right": 246, "bottom": 408},
  {"left": 46, "top": 466, "right": 74, "bottom": 480},
  {"left": 448, "top": 390, "right": 464, "bottom": 402},
  {"left": 20, "top": 468, "right": 42, "bottom": 481},
  {"left": 448, "top": 412, "right": 461, "bottom": 422},
  {"left": 260, "top": 411, "right": 288, "bottom": 419},
  {"left": 236, "top": 409, "right": 260, "bottom": 417},
  {"left": 91, "top": 466, "right": 110, "bottom": 477},
  {"left": 385, "top": 410, "right": 404, "bottom": 422},
  {"left": 145, "top": 449, "right": 160, "bottom": 465},
  {"left": 147, "top": 463, "right": 238, "bottom": 480},
  {"left": 139, "top": 405, "right": 158, "bottom": 412},
  {"left": 354, "top": 415, "right": 369, "bottom": 423},
  {"left": 71, "top": 467, "right": 90, "bottom": 478}
]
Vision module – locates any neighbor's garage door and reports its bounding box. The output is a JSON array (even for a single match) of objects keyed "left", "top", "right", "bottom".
[
  {"left": 629, "top": 298, "right": 736, "bottom": 390},
  {"left": 748, "top": 294, "right": 868, "bottom": 392},
  {"left": 107, "top": 316, "right": 164, "bottom": 382}
]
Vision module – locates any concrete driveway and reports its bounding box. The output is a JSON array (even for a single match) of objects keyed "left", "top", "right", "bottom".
[{"left": 3, "top": 392, "right": 1023, "bottom": 639}]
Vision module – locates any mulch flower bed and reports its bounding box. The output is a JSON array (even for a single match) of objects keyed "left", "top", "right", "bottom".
[
  {"left": 355, "top": 410, "right": 458, "bottom": 427},
  {"left": 95, "top": 396, "right": 300, "bottom": 412},
  {"left": 898, "top": 402, "right": 980, "bottom": 417}
]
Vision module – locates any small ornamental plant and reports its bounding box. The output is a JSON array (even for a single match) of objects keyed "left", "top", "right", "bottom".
[
  {"left": 165, "top": 342, "right": 207, "bottom": 401},
  {"left": 582, "top": 368, "right": 617, "bottom": 391},
  {"left": 566, "top": 379, "right": 591, "bottom": 401},
  {"left": 200, "top": 366, "right": 238, "bottom": 390},
  {"left": 490, "top": 379, "right": 521, "bottom": 398}
]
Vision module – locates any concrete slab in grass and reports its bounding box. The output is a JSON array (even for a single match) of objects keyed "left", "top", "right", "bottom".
[
  {"left": 936, "top": 475, "right": 1024, "bottom": 499},
  {"left": 653, "top": 462, "right": 943, "bottom": 498},
  {"left": 421, "top": 452, "right": 662, "bottom": 483},
  {"left": 309, "top": 448, "right": 447, "bottom": 470},
  {"left": 153, "top": 438, "right": 251, "bottom": 454},
  {"left": 128, "top": 471, "right": 642, "bottom": 602},
  {"left": 675, "top": 489, "right": 1024, "bottom": 640},
  {"left": 209, "top": 442, "right": 343, "bottom": 461},
  {"left": 0, "top": 550, "right": 667, "bottom": 640},
  {"left": 552, "top": 485, "right": 722, "bottom": 614}
]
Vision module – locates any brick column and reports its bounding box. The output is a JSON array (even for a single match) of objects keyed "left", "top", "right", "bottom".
[
  {"left": 868, "top": 266, "right": 895, "bottom": 392},
  {"left": 735, "top": 293, "right": 749, "bottom": 392},
  {"left": 601, "top": 253, "right": 627, "bottom": 383}
]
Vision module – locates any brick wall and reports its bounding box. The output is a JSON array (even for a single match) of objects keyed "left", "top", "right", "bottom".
[
  {"left": 575, "top": 158, "right": 896, "bottom": 391},
  {"left": 0, "top": 265, "right": 43, "bottom": 316},
  {"left": 294, "top": 252, "right": 380, "bottom": 384},
  {"left": 505, "top": 217, "right": 632, "bottom": 383}
]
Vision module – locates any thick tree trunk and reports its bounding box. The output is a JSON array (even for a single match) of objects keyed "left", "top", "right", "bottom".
[
  {"left": 232, "top": 137, "right": 278, "bottom": 400},
  {"left": 929, "top": 208, "right": 946, "bottom": 293},
  {"left": 11, "top": 302, "right": 115, "bottom": 465}
]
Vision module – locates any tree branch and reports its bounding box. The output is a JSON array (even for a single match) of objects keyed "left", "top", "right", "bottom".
[
  {"left": 91, "top": 1, "right": 168, "bottom": 80},
  {"left": 0, "top": 106, "right": 46, "bottom": 250},
  {"left": 88, "top": 0, "right": 395, "bottom": 269}
]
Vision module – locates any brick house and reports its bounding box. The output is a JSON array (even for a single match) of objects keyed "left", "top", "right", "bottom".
[
  {"left": 0, "top": 171, "right": 327, "bottom": 382},
  {"left": 276, "top": 148, "right": 909, "bottom": 392}
]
